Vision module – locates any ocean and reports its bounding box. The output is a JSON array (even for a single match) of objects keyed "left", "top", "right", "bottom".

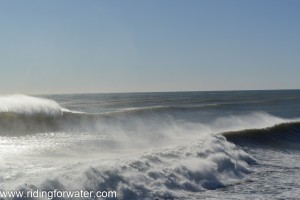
[{"left": 1, "top": 90, "right": 300, "bottom": 199}]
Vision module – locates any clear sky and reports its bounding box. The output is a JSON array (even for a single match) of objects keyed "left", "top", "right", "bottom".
[{"left": 0, "top": 0, "right": 299, "bottom": 94}]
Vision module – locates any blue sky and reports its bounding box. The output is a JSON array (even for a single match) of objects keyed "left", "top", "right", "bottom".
[{"left": 0, "top": 0, "right": 299, "bottom": 94}]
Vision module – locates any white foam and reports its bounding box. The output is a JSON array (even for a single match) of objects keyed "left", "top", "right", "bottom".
[
  {"left": 0, "top": 95, "right": 63, "bottom": 116},
  {"left": 5, "top": 135, "right": 254, "bottom": 199}
]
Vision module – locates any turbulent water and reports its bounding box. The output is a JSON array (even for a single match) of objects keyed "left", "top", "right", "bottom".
[{"left": 1, "top": 90, "right": 300, "bottom": 199}]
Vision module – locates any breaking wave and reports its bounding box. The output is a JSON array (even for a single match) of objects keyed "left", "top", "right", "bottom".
[{"left": 15, "top": 136, "right": 256, "bottom": 200}]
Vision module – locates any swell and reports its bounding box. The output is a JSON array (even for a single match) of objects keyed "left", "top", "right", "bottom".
[{"left": 223, "top": 121, "right": 300, "bottom": 149}]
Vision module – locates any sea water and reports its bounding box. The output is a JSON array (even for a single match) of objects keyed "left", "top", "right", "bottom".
[{"left": 1, "top": 90, "right": 300, "bottom": 199}]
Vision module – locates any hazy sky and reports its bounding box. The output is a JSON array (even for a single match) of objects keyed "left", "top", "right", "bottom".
[{"left": 0, "top": 0, "right": 299, "bottom": 94}]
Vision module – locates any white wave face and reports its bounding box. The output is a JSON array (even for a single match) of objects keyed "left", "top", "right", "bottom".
[{"left": 0, "top": 95, "right": 63, "bottom": 116}]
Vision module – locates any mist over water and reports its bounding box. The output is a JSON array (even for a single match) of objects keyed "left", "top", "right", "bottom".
[{"left": 1, "top": 90, "right": 300, "bottom": 199}]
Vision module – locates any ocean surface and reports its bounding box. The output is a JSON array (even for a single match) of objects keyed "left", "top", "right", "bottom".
[{"left": 1, "top": 90, "right": 300, "bottom": 199}]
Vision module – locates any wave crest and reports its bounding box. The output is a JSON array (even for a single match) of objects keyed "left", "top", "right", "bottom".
[{"left": 0, "top": 95, "right": 63, "bottom": 116}]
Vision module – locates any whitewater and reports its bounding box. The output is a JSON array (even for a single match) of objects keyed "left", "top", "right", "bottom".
[{"left": 1, "top": 90, "right": 300, "bottom": 199}]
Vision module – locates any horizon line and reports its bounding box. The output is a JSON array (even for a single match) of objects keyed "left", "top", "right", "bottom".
[{"left": 29, "top": 88, "right": 300, "bottom": 96}]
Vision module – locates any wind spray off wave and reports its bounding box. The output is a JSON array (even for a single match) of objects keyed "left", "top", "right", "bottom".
[{"left": 0, "top": 95, "right": 63, "bottom": 116}]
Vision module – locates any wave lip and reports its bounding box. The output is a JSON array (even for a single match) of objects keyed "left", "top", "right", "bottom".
[{"left": 0, "top": 95, "right": 63, "bottom": 116}]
